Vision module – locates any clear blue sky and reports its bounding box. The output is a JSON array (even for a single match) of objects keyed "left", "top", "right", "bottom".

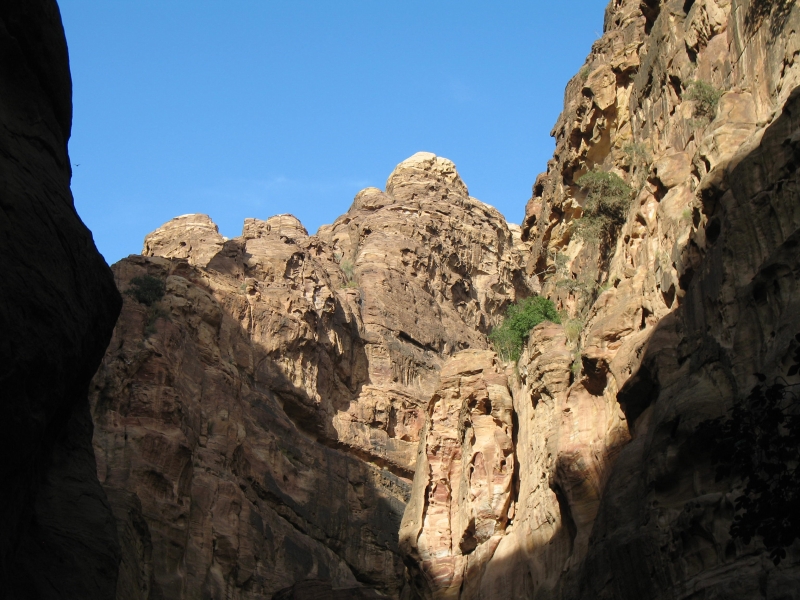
[{"left": 59, "top": 1, "right": 607, "bottom": 265}]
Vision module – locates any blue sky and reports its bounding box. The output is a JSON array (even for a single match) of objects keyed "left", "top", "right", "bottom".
[{"left": 59, "top": 1, "right": 607, "bottom": 264}]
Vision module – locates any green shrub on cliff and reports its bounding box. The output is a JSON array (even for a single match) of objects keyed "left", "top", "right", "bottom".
[
  {"left": 622, "top": 141, "right": 651, "bottom": 190},
  {"left": 339, "top": 259, "right": 358, "bottom": 288},
  {"left": 490, "top": 296, "right": 560, "bottom": 362},
  {"left": 573, "top": 168, "right": 632, "bottom": 248},
  {"left": 127, "top": 275, "right": 165, "bottom": 306},
  {"left": 685, "top": 80, "right": 722, "bottom": 120}
]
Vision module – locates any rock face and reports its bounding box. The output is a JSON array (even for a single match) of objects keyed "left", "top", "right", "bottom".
[
  {"left": 400, "top": 0, "right": 800, "bottom": 598},
  {"left": 317, "top": 152, "right": 532, "bottom": 473},
  {"left": 399, "top": 351, "right": 516, "bottom": 598},
  {"left": 272, "top": 579, "right": 384, "bottom": 600},
  {"left": 0, "top": 2, "right": 122, "bottom": 599},
  {"left": 84, "top": 1, "right": 800, "bottom": 597},
  {"left": 142, "top": 214, "right": 225, "bottom": 267},
  {"left": 90, "top": 153, "right": 530, "bottom": 598}
]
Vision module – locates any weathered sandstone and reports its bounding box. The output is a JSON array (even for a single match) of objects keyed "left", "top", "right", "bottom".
[
  {"left": 401, "top": 0, "right": 800, "bottom": 598},
  {"left": 69, "top": 0, "right": 800, "bottom": 597},
  {"left": 143, "top": 213, "right": 226, "bottom": 267},
  {"left": 90, "top": 153, "right": 530, "bottom": 598},
  {"left": 400, "top": 350, "right": 516, "bottom": 599},
  {"left": 0, "top": 2, "right": 122, "bottom": 598}
]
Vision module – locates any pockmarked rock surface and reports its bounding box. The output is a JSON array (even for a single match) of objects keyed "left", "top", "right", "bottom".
[
  {"left": 91, "top": 153, "right": 531, "bottom": 598},
  {"left": 401, "top": 0, "right": 800, "bottom": 598},
  {"left": 400, "top": 350, "right": 516, "bottom": 599},
  {"left": 0, "top": 1, "right": 122, "bottom": 598}
]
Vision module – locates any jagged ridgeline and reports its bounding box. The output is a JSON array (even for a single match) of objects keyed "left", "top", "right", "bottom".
[{"left": 90, "top": 152, "right": 536, "bottom": 598}]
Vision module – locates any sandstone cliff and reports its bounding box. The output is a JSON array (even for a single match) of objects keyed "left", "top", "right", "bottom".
[
  {"left": 400, "top": 0, "right": 800, "bottom": 598},
  {"left": 0, "top": 2, "right": 122, "bottom": 598},
  {"left": 90, "top": 153, "right": 531, "bottom": 598},
  {"left": 83, "top": 0, "right": 800, "bottom": 597}
]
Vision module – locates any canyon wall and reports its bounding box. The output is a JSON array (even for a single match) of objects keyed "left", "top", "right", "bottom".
[
  {"left": 83, "top": 0, "right": 800, "bottom": 598},
  {"left": 400, "top": 0, "right": 800, "bottom": 598},
  {"left": 89, "top": 153, "right": 532, "bottom": 598},
  {"left": 0, "top": 2, "right": 122, "bottom": 598}
]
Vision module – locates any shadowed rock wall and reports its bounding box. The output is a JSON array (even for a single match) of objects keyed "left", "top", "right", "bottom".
[{"left": 0, "top": 1, "right": 122, "bottom": 598}]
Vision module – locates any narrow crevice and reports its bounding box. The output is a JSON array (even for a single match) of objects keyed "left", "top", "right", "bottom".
[
  {"left": 397, "top": 330, "right": 440, "bottom": 354},
  {"left": 551, "top": 483, "right": 578, "bottom": 556}
]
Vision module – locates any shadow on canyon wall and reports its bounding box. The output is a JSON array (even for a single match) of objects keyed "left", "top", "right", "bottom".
[
  {"left": 744, "top": 0, "right": 795, "bottom": 37},
  {"left": 91, "top": 248, "right": 410, "bottom": 599},
  {"left": 403, "top": 83, "right": 800, "bottom": 600},
  {"left": 567, "top": 84, "right": 800, "bottom": 599}
]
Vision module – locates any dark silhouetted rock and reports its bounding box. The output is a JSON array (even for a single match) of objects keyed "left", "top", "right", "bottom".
[
  {"left": 271, "top": 579, "right": 385, "bottom": 600},
  {"left": 0, "top": 1, "right": 122, "bottom": 598}
]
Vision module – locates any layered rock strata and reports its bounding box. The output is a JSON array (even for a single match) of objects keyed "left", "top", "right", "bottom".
[
  {"left": 0, "top": 1, "right": 122, "bottom": 598},
  {"left": 90, "top": 153, "right": 530, "bottom": 598},
  {"left": 401, "top": 0, "right": 800, "bottom": 598}
]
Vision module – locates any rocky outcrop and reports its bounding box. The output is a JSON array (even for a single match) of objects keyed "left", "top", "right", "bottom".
[
  {"left": 316, "top": 152, "right": 532, "bottom": 473},
  {"left": 0, "top": 2, "right": 122, "bottom": 598},
  {"left": 399, "top": 351, "right": 515, "bottom": 599},
  {"left": 142, "top": 213, "right": 225, "bottom": 267},
  {"left": 78, "top": 1, "right": 800, "bottom": 598},
  {"left": 90, "top": 153, "right": 530, "bottom": 598},
  {"left": 571, "top": 82, "right": 800, "bottom": 598},
  {"left": 401, "top": 0, "right": 800, "bottom": 598}
]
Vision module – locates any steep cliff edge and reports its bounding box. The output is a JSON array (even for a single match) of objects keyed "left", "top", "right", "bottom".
[
  {"left": 0, "top": 2, "right": 122, "bottom": 598},
  {"left": 401, "top": 0, "right": 800, "bottom": 598},
  {"left": 90, "top": 153, "right": 531, "bottom": 598}
]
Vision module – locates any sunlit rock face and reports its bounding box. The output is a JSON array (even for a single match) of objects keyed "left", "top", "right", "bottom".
[
  {"left": 142, "top": 213, "right": 225, "bottom": 267},
  {"left": 399, "top": 350, "right": 516, "bottom": 599},
  {"left": 0, "top": 1, "right": 122, "bottom": 598},
  {"left": 399, "top": 0, "right": 800, "bottom": 598},
  {"left": 90, "top": 153, "right": 531, "bottom": 598},
  {"left": 317, "top": 151, "right": 534, "bottom": 474}
]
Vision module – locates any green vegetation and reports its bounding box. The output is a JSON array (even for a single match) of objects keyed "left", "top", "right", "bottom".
[
  {"left": 144, "top": 305, "right": 170, "bottom": 336},
  {"left": 489, "top": 296, "right": 561, "bottom": 362},
  {"left": 555, "top": 270, "right": 600, "bottom": 300},
  {"left": 622, "top": 142, "right": 651, "bottom": 190},
  {"left": 548, "top": 250, "right": 606, "bottom": 319},
  {"left": 698, "top": 334, "right": 800, "bottom": 565},
  {"left": 340, "top": 259, "right": 355, "bottom": 279},
  {"left": 127, "top": 275, "right": 165, "bottom": 306},
  {"left": 563, "top": 317, "right": 584, "bottom": 377},
  {"left": 622, "top": 141, "right": 649, "bottom": 166},
  {"left": 339, "top": 259, "right": 357, "bottom": 288},
  {"left": 573, "top": 168, "right": 632, "bottom": 249},
  {"left": 564, "top": 318, "right": 584, "bottom": 345},
  {"left": 684, "top": 80, "right": 722, "bottom": 120},
  {"left": 126, "top": 275, "right": 169, "bottom": 335},
  {"left": 579, "top": 64, "right": 591, "bottom": 82}
]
